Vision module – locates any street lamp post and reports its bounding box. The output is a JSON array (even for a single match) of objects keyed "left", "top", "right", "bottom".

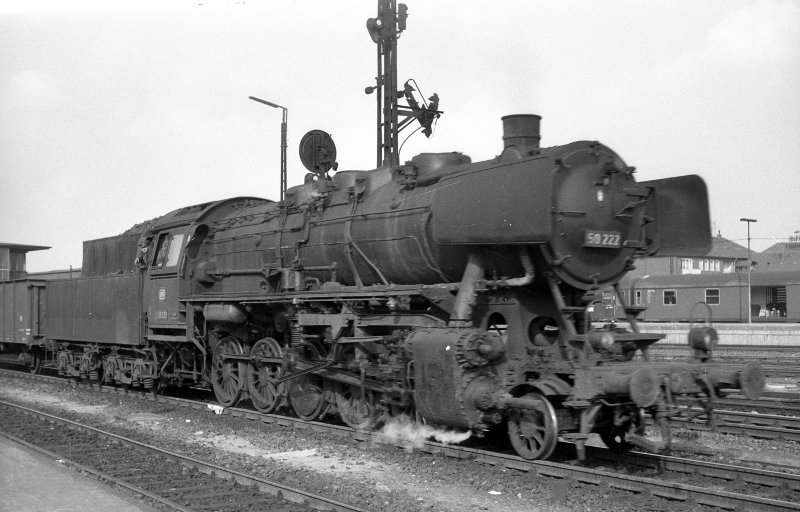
[
  {"left": 249, "top": 96, "right": 288, "bottom": 202},
  {"left": 740, "top": 217, "right": 757, "bottom": 323}
]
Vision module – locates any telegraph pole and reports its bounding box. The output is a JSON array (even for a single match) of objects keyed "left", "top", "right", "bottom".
[{"left": 740, "top": 217, "right": 757, "bottom": 323}]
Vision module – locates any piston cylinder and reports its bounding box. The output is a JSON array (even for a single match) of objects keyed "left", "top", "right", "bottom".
[{"left": 573, "top": 367, "right": 660, "bottom": 408}]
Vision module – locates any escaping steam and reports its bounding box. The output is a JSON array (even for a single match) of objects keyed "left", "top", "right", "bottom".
[{"left": 377, "top": 414, "right": 471, "bottom": 451}]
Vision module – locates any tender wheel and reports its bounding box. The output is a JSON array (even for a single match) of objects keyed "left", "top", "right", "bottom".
[
  {"left": 288, "top": 343, "right": 329, "bottom": 421},
  {"left": 102, "top": 357, "right": 118, "bottom": 384},
  {"left": 246, "top": 338, "right": 285, "bottom": 413},
  {"left": 335, "top": 384, "right": 378, "bottom": 430},
  {"left": 150, "top": 377, "right": 168, "bottom": 396},
  {"left": 507, "top": 392, "right": 559, "bottom": 460},
  {"left": 57, "top": 351, "right": 70, "bottom": 376},
  {"left": 27, "top": 347, "right": 42, "bottom": 374},
  {"left": 211, "top": 336, "right": 246, "bottom": 407},
  {"left": 598, "top": 408, "right": 645, "bottom": 453}
]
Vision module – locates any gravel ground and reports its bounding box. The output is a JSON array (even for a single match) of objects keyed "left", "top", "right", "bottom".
[{"left": 1, "top": 375, "right": 798, "bottom": 512}]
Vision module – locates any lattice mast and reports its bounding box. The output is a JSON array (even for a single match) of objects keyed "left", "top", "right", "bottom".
[{"left": 366, "top": 1, "right": 441, "bottom": 168}]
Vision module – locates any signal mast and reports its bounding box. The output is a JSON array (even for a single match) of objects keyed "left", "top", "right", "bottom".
[{"left": 365, "top": 1, "right": 442, "bottom": 168}]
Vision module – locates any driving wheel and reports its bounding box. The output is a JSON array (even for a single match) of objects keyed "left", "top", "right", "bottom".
[
  {"left": 246, "top": 337, "right": 285, "bottom": 413},
  {"left": 211, "top": 336, "right": 246, "bottom": 407}
]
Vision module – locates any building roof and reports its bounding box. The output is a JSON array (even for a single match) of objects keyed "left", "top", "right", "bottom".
[
  {"left": 705, "top": 235, "right": 749, "bottom": 259},
  {"left": 0, "top": 243, "right": 50, "bottom": 252},
  {"left": 762, "top": 241, "right": 800, "bottom": 253},
  {"left": 755, "top": 248, "right": 800, "bottom": 271}
]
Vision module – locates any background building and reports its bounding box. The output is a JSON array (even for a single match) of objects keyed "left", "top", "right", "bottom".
[
  {"left": 624, "top": 233, "right": 749, "bottom": 281},
  {"left": 754, "top": 234, "right": 800, "bottom": 272},
  {"left": 0, "top": 243, "right": 49, "bottom": 281},
  {"left": 598, "top": 231, "right": 800, "bottom": 322}
]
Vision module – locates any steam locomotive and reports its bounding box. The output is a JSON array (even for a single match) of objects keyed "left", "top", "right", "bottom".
[{"left": 0, "top": 2, "right": 764, "bottom": 461}]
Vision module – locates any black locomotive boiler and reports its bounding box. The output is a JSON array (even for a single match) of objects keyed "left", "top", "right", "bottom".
[{"left": 1, "top": 1, "right": 764, "bottom": 461}]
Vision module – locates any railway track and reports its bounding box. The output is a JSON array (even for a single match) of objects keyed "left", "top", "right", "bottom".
[
  {"left": 0, "top": 399, "right": 368, "bottom": 512},
  {"left": 6, "top": 359, "right": 800, "bottom": 442},
  {"left": 650, "top": 348, "right": 800, "bottom": 377},
  {"left": 715, "top": 394, "right": 800, "bottom": 415},
  {"left": 673, "top": 409, "right": 800, "bottom": 442},
  {"left": 2, "top": 368, "right": 800, "bottom": 511}
]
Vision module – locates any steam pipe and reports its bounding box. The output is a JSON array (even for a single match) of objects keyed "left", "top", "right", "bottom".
[
  {"left": 481, "top": 247, "right": 535, "bottom": 288},
  {"left": 449, "top": 251, "right": 484, "bottom": 326}
]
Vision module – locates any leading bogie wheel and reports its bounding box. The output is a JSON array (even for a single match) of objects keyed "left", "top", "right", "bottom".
[
  {"left": 211, "top": 336, "right": 246, "bottom": 407},
  {"left": 246, "top": 337, "right": 285, "bottom": 413},
  {"left": 598, "top": 407, "right": 646, "bottom": 453},
  {"left": 507, "top": 392, "right": 559, "bottom": 460}
]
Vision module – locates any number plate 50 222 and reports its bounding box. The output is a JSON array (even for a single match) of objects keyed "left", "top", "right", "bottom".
[{"left": 583, "top": 230, "right": 622, "bottom": 248}]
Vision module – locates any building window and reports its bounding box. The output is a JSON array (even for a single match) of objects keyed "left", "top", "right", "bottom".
[
  {"left": 663, "top": 289, "right": 677, "bottom": 305},
  {"left": 705, "top": 288, "right": 720, "bottom": 305},
  {"left": 681, "top": 258, "right": 692, "bottom": 272},
  {"left": 9, "top": 252, "right": 25, "bottom": 272},
  {"left": 635, "top": 290, "right": 643, "bottom": 306}
]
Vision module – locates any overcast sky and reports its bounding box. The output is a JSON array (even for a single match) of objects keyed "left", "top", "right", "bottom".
[{"left": 1, "top": 0, "right": 798, "bottom": 272}]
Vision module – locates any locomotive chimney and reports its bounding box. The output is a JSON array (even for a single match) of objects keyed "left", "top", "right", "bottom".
[{"left": 501, "top": 114, "right": 541, "bottom": 159}]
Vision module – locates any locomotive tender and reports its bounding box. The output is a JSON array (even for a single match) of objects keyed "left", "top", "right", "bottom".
[{"left": 1, "top": 1, "right": 764, "bottom": 461}]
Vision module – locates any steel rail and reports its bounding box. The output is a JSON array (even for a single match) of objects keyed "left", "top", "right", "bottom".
[
  {"left": 2, "top": 368, "right": 799, "bottom": 511},
  {"left": 586, "top": 446, "right": 800, "bottom": 492},
  {"left": 714, "top": 395, "right": 800, "bottom": 415},
  {"left": 671, "top": 411, "right": 800, "bottom": 442},
  {"left": 0, "top": 399, "right": 370, "bottom": 512},
  {"left": 8, "top": 368, "right": 800, "bottom": 444},
  {"left": 0, "top": 429, "right": 195, "bottom": 512}
]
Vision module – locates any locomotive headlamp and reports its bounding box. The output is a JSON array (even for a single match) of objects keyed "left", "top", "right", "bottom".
[
  {"left": 688, "top": 326, "right": 717, "bottom": 351},
  {"left": 599, "top": 331, "right": 615, "bottom": 349},
  {"left": 588, "top": 330, "right": 616, "bottom": 351},
  {"left": 688, "top": 326, "right": 718, "bottom": 361},
  {"left": 366, "top": 17, "right": 383, "bottom": 43}
]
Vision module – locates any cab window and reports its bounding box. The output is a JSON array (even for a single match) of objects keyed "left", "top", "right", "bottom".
[{"left": 152, "top": 233, "right": 185, "bottom": 269}]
